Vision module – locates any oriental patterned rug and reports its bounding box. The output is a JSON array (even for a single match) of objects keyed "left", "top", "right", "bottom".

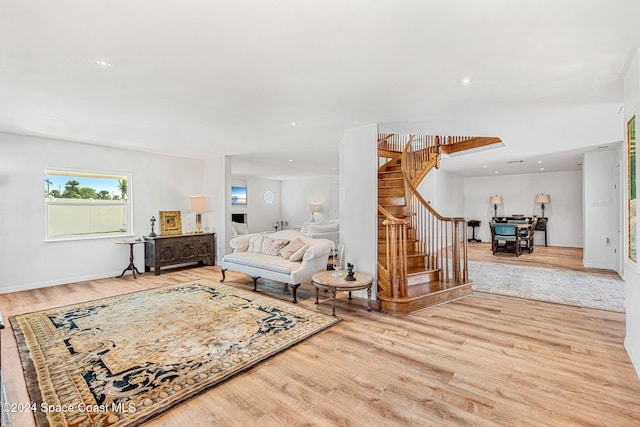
[
  {"left": 10, "top": 280, "right": 339, "bottom": 427},
  {"left": 468, "top": 261, "right": 625, "bottom": 312}
]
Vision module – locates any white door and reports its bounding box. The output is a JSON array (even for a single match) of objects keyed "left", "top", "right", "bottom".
[{"left": 615, "top": 163, "right": 622, "bottom": 275}]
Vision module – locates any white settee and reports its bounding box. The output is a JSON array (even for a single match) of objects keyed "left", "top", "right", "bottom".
[{"left": 220, "top": 229, "right": 333, "bottom": 303}]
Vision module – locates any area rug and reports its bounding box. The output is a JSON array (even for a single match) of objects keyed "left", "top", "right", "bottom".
[
  {"left": 10, "top": 280, "right": 339, "bottom": 427},
  {"left": 468, "top": 261, "right": 625, "bottom": 312}
]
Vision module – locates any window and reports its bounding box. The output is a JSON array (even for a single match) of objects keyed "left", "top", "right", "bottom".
[{"left": 44, "top": 169, "right": 132, "bottom": 240}]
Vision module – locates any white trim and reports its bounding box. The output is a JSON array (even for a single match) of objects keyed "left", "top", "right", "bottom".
[
  {"left": 43, "top": 168, "right": 134, "bottom": 240},
  {"left": 624, "top": 337, "right": 640, "bottom": 379},
  {"left": 0, "top": 271, "right": 124, "bottom": 294}
]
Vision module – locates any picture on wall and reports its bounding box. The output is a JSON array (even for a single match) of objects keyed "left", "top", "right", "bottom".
[
  {"left": 232, "top": 186, "right": 247, "bottom": 206},
  {"left": 159, "top": 211, "right": 182, "bottom": 236}
]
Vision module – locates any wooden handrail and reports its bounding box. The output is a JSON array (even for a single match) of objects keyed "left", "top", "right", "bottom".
[{"left": 378, "top": 134, "right": 470, "bottom": 298}]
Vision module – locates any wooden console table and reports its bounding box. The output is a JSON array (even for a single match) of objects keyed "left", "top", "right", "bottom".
[
  {"left": 535, "top": 217, "right": 548, "bottom": 247},
  {"left": 145, "top": 233, "right": 215, "bottom": 275}
]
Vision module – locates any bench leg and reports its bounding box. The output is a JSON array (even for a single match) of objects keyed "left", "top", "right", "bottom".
[
  {"left": 289, "top": 284, "right": 300, "bottom": 303},
  {"left": 220, "top": 268, "right": 226, "bottom": 282},
  {"left": 252, "top": 277, "right": 260, "bottom": 292}
]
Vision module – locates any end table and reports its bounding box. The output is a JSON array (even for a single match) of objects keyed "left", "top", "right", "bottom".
[
  {"left": 116, "top": 240, "right": 143, "bottom": 279},
  {"left": 312, "top": 270, "right": 373, "bottom": 317}
]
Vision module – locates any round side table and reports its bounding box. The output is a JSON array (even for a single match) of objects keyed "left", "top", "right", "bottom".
[{"left": 312, "top": 270, "right": 373, "bottom": 317}]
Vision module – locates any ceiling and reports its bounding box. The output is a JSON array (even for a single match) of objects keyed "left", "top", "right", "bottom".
[{"left": 2, "top": 1, "right": 639, "bottom": 179}]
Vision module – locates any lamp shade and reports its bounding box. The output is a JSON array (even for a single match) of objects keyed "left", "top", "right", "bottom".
[
  {"left": 190, "top": 197, "right": 207, "bottom": 213},
  {"left": 308, "top": 204, "right": 320, "bottom": 213},
  {"left": 535, "top": 194, "right": 551, "bottom": 204},
  {"left": 489, "top": 195, "right": 503, "bottom": 205}
]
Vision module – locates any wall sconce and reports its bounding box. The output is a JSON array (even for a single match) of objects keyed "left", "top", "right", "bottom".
[
  {"left": 489, "top": 195, "right": 503, "bottom": 218},
  {"left": 191, "top": 196, "right": 207, "bottom": 233},
  {"left": 535, "top": 194, "right": 551, "bottom": 218}
]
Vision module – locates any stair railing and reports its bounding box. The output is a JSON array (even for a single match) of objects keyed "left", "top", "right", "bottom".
[
  {"left": 377, "top": 134, "right": 471, "bottom": 301},
  {"left": 378, "top": 205, "right": 409, "bottom": 298},
  {"left": 401, "top": 140, "right": 469, "bottom": 284}
]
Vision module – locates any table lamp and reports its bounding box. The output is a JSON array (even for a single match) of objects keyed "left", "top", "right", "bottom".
[
  {"left": 535, "top": 194, "right": 551, "bottom": 218},
  {"left": 191, "top": 196, "right": 207, "bottom": 233},
  {"left": 489, "top": 195, "right": 503, "bottom": 218},
  {"left": 308, "top": 203, "right": 320, "bottom": 221}
]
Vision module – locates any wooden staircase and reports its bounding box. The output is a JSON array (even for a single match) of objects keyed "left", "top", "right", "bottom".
[{"left": 377, "top": 133, "right": 502, "bottom": 314}]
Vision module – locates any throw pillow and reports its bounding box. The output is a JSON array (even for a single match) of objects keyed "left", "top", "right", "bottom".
[
  {"left": 260, "top": 236, "right": 290, "bottom": 256},
  {"left": 248, "top": 233, "right": 266, "bottom": 253},
  {"left": 280, "top": 238, "right": 306, "bottom": 260},
  {"left": 288, "top": 244, "right": 309, "bottom": 262}
]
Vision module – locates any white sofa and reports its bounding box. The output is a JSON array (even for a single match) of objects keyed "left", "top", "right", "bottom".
[
  {"left": 301, "top": 219, "right": 339, "bottom": 248},
  {"left": 220, "top": 229, "right": 333, "bottom": 303}
]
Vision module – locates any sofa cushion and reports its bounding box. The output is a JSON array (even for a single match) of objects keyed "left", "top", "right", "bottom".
[
  {"left": 248, "top": 233, "right": 266, "bottom": 253},
  {"left": 224, "top": 252, "right": 300, "bottom": 274},
  {"left": 261, "top": 236, "right": 290, "bottom": 256},
  {"left": 307, "top": 223, "right": 339, "bottom": 234},
  {"left": 280, "top": 238, "right": 306, "bottom": 260},
  {"left": 232, "top": 221, "right": 249, "bottom": 235}
]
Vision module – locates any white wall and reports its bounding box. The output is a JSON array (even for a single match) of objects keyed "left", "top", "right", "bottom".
[
  {"left": 339, "top": 124, "right": 378, "bottom": 298},
  {"left": 230, "top": 177, "right": 281, "bottom": 234},
  {"left": 280, "top": 176, "right": 339, "bottom": 228},
  {"left": 463, "top": 171, "right": 583, "bottom": 247},
  {"left": 0, "top": 132, "right": 206, "bottom": 293},
  {"left": 583, "top": 149, "right": 620, "bottom": 269},
  {"left": 418, "top": 169, "right": 464, "bottom": 217},
  {"left": 624, "top": 48, "right": 640, "bottom": 378},
  {"left": 203, "top": 155, "right": 230, "bottom": 265}
]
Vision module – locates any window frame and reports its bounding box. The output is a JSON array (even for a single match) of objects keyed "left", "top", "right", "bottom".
[{"left": 43, "top": 168, "right": 134, "bottom": 242}]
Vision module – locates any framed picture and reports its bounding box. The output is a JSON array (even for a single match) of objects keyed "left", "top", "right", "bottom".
[
  {"left": 232, "top": 186, "right": 247, "bottom": 205},
  {"left": 159, "top": 211, "right": 182, "bottom": 236}
]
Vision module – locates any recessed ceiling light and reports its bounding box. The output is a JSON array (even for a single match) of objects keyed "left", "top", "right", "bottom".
[
  {"left": 291, "top": 122, "right": 296, "bottom": 126},
  {"left": 49, "top": 116, "right": 57, "bottom": 121},
  {"left": 540, "top": 167, "right": 545, "bottom": 171},
  {"left": 461, "top": 78, "right": 472, "bottom": 85},
  {"left": 208, "top": 145, "right": 213, "bottom": 148},
  {"left": 537, "top": 160, "right": 542, "bottom": 164},
  {"left": 483, "top": 165, "right": 488, "bottom": 168},
  {"left": 96, "top": 59, "right": 111, "bottom": 67},
  {"left": 288, "top": 159, "right": 293, "bottom": 162},
  {"left": 494, "top": 171, "right": 499, "bottom": 174}
]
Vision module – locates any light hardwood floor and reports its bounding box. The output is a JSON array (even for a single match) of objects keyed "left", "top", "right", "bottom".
[
  {"left": 467, "top": 242, "right": 621, "bottom": 277},
  {"left": 1, "top": 249, "right": 638, "bottom": 426}
]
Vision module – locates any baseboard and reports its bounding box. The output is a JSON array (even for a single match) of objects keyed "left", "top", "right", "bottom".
[
  {"left": 582, "top": 259, "right": 616, "bottom": 270},
  {"left": 0, "top": 271, "right": 122, "bottom": 294},
  {"left": 624, "top": 337, "right": 640, "bottom": 379}
]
